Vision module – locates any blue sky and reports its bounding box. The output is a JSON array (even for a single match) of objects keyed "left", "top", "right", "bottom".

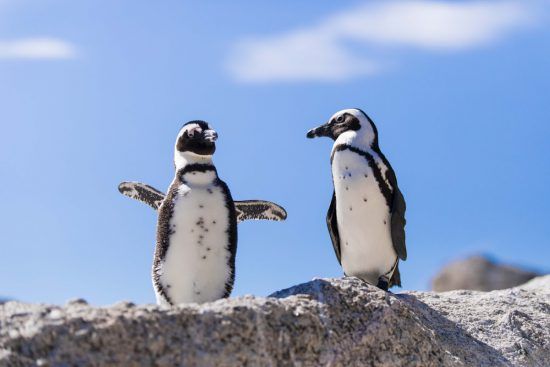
[{"left": 0, "top": 0, "right": 548, "bottom": 305}]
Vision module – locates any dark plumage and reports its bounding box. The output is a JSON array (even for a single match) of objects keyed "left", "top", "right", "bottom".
[
  {"left": 119, "top": 120, "right": 287, "bottom": 305},
  {"left": 308, "top": 108, "right": 407, "bottom": 290}
]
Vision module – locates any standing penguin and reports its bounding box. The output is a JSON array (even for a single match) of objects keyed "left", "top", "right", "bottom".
[
  {"left": 119, "top": 121, "right": 287, "bottom": 305},
  {"left": 307, "top": 109, "right": 406, "bottom": 290}
]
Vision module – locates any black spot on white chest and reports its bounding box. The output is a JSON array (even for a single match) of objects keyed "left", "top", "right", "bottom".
[
  {"left": 332, "top": 149, "right": 393, "bottom": 247},
  {"left": 157, "top": 183, "right": 233, "bottom": 303},
  {"left": 168, "top": 184, "right": 230, "bottom": 251}
]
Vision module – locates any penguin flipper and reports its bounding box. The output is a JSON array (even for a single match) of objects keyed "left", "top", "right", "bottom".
[
  {"left": 234, "top": 200, "right": 287, "bottom": 223},
  {"left": 390, "top": 185, "right": 407, "bottom": 261},
  {"left": 378, "top": 155, "right": 407, "bottom": 261},
  {"left": 118, "top": 181, "right": 165, "bottom": 210},
  {"left": 327, "top": 192, "right": 342, "bottom": 265}
]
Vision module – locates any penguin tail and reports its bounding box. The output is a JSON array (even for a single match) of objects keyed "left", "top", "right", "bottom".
[{"left": 389, "top": 262, "right": 402, "bottom": 288}]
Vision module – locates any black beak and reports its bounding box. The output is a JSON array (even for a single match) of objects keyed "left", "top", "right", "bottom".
[
  {"left": 203, "top": 130, "right": 218, "bottom": 143},
  {"left": 306, "top": 122, "right": 333, "bottom": 139}
]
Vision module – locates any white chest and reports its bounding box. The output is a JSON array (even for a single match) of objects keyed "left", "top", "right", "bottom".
[
  {"left": 157, "top": 177, "right": 232, "bottom": 304},
  {"left": 332, "top": 149, "right": 396, "bottom": 283}
]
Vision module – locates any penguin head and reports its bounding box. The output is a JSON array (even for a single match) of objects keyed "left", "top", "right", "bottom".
[
  {"left": 174, "top": 120, "right": 218, "bottom": 166},
  {"left": 306, "top": 108, "right": 378, "bottom": 149}
]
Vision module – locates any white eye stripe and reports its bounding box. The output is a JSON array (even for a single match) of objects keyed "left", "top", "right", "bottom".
[{"left": 187, "top": 126, "right": 202, "bottom": 137}]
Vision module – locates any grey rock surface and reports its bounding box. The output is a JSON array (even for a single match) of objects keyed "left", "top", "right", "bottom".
[
  {"left": 432, "top": 255, "right": 541, "bottom": 292},
  {"left": 1, "top": 276, "right": 548, "bottom": 367}
]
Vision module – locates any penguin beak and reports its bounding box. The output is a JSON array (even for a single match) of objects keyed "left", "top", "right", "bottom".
[
  {"left": 306, "top": 122, "right": 333, "bottom": 139},
  {"left": 203, "top": 130, "right": 218, "bottom": 143}
]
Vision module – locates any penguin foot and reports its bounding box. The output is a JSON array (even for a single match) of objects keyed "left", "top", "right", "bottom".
[{"left": 376, "top": 277, "right": 389, "bottom": 291}]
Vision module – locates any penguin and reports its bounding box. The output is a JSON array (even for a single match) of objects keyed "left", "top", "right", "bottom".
[
  {"left": 119, "top": 120, "right": 287, "bottom": 306},
  {"left": 306, "top": 109, "right": 406, "bottom": 290}
]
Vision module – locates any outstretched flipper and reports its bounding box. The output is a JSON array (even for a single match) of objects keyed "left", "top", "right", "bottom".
[
  {"left": 118, "top": 182, "right": 165, "bottom": 210},
  {"left": 118, "top": 181, "right": 287, "bottom": 223},
  {"left": 234, "top": 200, "right": 287, "bottom": 222}
]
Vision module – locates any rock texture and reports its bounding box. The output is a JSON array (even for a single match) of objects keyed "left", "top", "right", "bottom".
[
  {"left": 1, "top": 276, "right": 549, "bottom": 367},
  {"left": 432, "top": 255, "right": 541, "bottom": 292}
]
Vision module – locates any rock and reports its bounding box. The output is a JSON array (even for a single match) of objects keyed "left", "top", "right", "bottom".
[
  {"left": 65, "top": 298, "right": 88, "bottom": 307},
  {"left": 1, "top": 276, "right": 548, "bottom": 367},
  {"left": 432, "top": 255, "right": 541, "bottom": 292}
]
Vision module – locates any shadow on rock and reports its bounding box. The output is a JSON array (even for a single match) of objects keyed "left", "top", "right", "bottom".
[{"left": 397, "top": 293, "right": 512, "bottom": 366}]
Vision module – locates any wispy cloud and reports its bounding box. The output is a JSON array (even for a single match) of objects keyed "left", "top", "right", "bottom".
[
  {"left": 227, "top": 1, "right": 538, "bottom": 83},
  {"left": 0, "top": 37, "right": 76, "bottom": 60},
  {"left": 228, "top": 31, "right": 380, "bottom": 83}
]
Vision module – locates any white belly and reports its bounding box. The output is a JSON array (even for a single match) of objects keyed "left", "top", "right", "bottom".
[
  {"left": 157, "top": 181, "right": 232, "bottom": 304},
  {"left": 332, "top": 149, "right": 397, "bottom": 284}
]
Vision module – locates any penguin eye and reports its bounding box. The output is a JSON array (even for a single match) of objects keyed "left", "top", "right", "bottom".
[
  {"left": 187, "top": 128, "right": 201, "bottom": 138},
  {"left": 336, "top": 115, "right": 345, "bottom": 123}
]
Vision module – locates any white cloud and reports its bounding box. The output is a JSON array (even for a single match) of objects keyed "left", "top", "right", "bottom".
[
  {"left": 229, "top": 31, "right": 380, "bottom": 82},
  {"left": 227, "top": 1, "right": 537, "bottom": 83},
  {"left": 0, "top": 38, "right": 76, "bottom": 60}
]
